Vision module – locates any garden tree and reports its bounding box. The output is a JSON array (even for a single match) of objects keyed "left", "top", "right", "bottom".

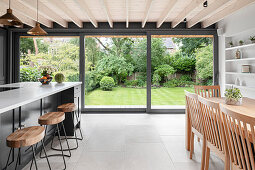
[
  {"left": 20, "top": 38, "right": 49, "bottom": 57},
  {"left": 195, "top": 44, "right": 213, "bottom": 84},
  {"left": 173, "top": 37, "right": 212, "bottom": 55},
  {"left": 132, "top": 38, "right": 167, "bottom": 72},
  {"left": 85, "top": 38, "right": 103, "bottom": 70},
  {"left": 96, "top": 53, "right": 134, "bottom": 84}
]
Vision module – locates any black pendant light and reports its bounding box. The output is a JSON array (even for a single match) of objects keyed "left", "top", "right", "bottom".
[
  {"left": 27, "top": 0, "right": 47, "bottom": 35},
  {"left": 0, "top": 0, "right": 23, "bottom": 26}
]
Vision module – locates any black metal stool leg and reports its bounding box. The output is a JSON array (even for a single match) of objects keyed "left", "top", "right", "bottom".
[
  {"left": 15, "top": 148, "right": 20, "bottom": 170},
  {"left": 51, "top": 113, "right": 79, "bottom": 151},
  {"left": 31, "top": 145, "right": 38, "bottom": 170},
  {"left": 56, "top": 124, "right": 67, "bottom": 170},
  {"left": 4, "top": 148, "right": 13, "bottom": 170},
  {"left": 74, "top": 111, "right": 83, "bottom": 141},
  {"left": 41, "top": 140, "right": 51, "bottom": 170}
]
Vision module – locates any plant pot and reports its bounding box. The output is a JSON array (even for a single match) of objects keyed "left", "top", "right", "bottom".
[{"left": 224, "top": 97, "right": 242, "bottom": 105}]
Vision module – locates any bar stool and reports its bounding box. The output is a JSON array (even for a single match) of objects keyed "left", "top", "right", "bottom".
[
  {"left": 4, "top": 126, "right": 51, "bottom": 170},
  {"left": 57, "top": 103, "right": 83, "bottom": 150},
  {"left": 38, "top": 112, "right": 71, "bottom": 170}
]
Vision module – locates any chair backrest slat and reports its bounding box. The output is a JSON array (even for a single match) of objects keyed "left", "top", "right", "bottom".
[
  {"left": 198, "top": 95, "right": 225, "bottom": 155},
  {"left": 220, "top": 104, "right": 255, "bottom": 170},
  {"left": 185, "top": 91, "right": 203, "bottom": 134},
  {"left": 194, "top": 85, "right": 221, "bottom": 98}
]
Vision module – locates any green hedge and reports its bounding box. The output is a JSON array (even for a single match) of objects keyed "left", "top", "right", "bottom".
[{"left": 20, "top": 67, "right": 41, "bottom": 82}]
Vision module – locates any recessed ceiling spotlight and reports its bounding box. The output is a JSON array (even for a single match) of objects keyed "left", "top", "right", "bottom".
[
  {"left": 203, "top": 1, "right": 208, "bottom": 7},
  {"left": 184, "top": 18, "right": 187, "bottom": 23}
]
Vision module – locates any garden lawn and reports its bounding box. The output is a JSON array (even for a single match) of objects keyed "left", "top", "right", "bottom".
[{"left": 85, "top": 87, "right": 194, "bottom": 106}]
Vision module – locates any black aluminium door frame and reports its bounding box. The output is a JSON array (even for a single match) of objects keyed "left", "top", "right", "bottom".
[
  {"left": 81, "top": 30, "right": 218, "bottom": 113},
  {"left": 81, "top": 32, "right": 148, "bottom": 113},
  {"left": 146, "top": 30, "right": 219, "bottom": 113}
]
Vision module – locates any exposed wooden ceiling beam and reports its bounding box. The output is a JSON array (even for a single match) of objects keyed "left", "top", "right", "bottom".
[
  {"left": 202, "top": 0, "right": 255, "bottom": 28},
  {"left": 126, "top": 0, "right": 129, "bottom": 28},
  {"left": 43, "top": 0, "right": 83, "bottom": 28},
  {"left": 187, "top": 0, "right": 236, "bottom": 28},
  {"left": 142, "top": 0, "right": 154, "bottom": 28},
  {"left": 1, "top": 0, "right": 52, "bottom": 27},
  {"left": 0, "top": 5, "right": 36, "bottom": 27},
  {"left": 171, "top": 0, "right": 204, "bottom": 28},
  {"left": 75, "top": 0, "right": 98, "bottom": 28},
  {"left": 100, "top": 0, "right": 113, "bottom": 28},
  {"left": 157, "top": 0, "right": 177, "bottom": 28},
  {"left": 19, "top": 0, "right": 68, "bottom": 28}
]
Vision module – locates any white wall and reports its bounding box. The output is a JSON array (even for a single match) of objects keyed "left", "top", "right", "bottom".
[{"left": 217, "top": 3, "right": 255, "bottom": 98}]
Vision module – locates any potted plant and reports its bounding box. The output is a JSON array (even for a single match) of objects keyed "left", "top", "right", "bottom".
[
  {"left": 239, "top": 40, "right": 244, "bottom": 46},
  {"left": 224, "top": 87, "right": 243, "bottom": 105},
  {"left": 250, "top": 36, "right": 255, "bottom": 43},
  {"left": 228, "top": 41, "right": 234, "bottom": 47}
]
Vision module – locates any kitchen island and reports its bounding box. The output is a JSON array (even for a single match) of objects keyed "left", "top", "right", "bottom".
[{"left": 0, "top": 82, "right": 82, "bottom": 169}]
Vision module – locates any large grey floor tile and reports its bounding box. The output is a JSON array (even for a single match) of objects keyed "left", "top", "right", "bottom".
[
  {"left": 124, "top": 143, "right": 175, "bottom": 170},
  {"left": 75, "top": 151, "right": 124, "bottom": 170},
  {"left": 125, "top": 125, "right": 161, "bottom": 143}
]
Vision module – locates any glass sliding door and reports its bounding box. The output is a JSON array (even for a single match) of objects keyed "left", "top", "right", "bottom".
[
  {"left": 19, "top": 36, "right": 80, "bottom": 82},
  {"left": 84, "top": 35, "right": 147, "bottom": 109},
  {"left": 150, "top": 35, "right": 213, "bottom": 110}
]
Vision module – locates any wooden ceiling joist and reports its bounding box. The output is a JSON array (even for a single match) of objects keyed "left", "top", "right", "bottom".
[
  {"left": 100, "top": 0, "right": 113, "bottom": 28},
  {"left": 142, "top": 0, "right": 154, "bottom": 28},
  {"left": 152, "top": 35, "right": 214, "bottom": 38},
  {"left": 19, "top": 0, "right": 68, "bottom": 28},
  {"left": 157, "top": 0, "right": 177, "bottom": 28},
  {"left": 43, "top": 0, "right": 83, "bottom": 28},
  {"left": 187, "top": 0, "right": 236, "bottom": 28},
  {"left": 75, "top": 0, "right": 98, "bottom": 28},
  {"left": 171, "top": 0, "right": 205, "bottom": 28},
  {"left": 202, "top": 0, "right": 255, "bottom": 28},
  {"left": 126, "top": 0, "right": 129, "bottom": 28},
  {"left": 1, "top": 0, "right": 52, "bottom": 28}
]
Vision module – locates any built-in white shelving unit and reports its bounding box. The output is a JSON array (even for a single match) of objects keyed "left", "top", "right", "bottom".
[{"left": 225, "top": 33, "right": 255, "bottom": 98}]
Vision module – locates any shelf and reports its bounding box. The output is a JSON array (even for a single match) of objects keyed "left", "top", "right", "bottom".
[
  {"left": 225, "top": 84, "right": 255, "bottom": 91},
  {"left": 225, "top": 72, "right": 255, "bottom": 76},
  {"left": 225, "top": 58, "right": 255, "bottom": 62},
  {"left": 225, "top": 43, "right": 255, "bottom": 51}
]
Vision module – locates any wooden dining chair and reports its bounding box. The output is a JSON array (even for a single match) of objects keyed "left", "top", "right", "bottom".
[
  {"left": 194, "top": 85, "right": 221, "bottom": 98},
  {"left": 220, "top": 104, "right": 255, "bottom": 170},
  {"left": 198, "top": 96, "right": 230, "bottom": 170},
  {"left": 185, "top": 91, "right": 206, "bottom": 170}
]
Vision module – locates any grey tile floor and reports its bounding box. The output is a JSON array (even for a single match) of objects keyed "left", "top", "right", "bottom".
[{"left": 24, "top": 114, "right": 224, "bottom": 170}]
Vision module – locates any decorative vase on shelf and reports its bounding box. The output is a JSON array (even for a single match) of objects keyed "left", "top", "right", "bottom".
[{"left": 235, "top": 49, "right": 242, "bottom": 59}]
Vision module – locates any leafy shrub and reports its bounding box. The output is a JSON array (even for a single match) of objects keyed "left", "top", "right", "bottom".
[
  {"left": 100, "top": 76, "right": 115, "bottom": 91},
  {"left": 152, "top": 73, "right": 161, "bottom": 86},
  {"left": 154, "top": 64, "right": 176, "bottom": 82},
  {"left": 20, "top": 67, "right": 41, "bottom": 82},
  {"left": 172, "top": 55, "right": 196, "bottom": 73},
  {"left": 163, "top": 78, "right": 195, "bottom": 87},
  {"left": 179, "top": 74, "right": 192, "bottom": 82},
  {"left": 124, "top": 80, "right": 138, "bottom": 87},
  {"left": 66, "top": 72, "right": 79, "bottom": 82}
]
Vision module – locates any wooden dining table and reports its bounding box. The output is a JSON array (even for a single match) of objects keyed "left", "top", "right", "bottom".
[{"left": 185, "top": 97, "right": 255, "bottom": 151}]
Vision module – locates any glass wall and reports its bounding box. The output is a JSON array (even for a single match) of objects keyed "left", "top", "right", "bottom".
[
  {"left": 84, "top": 36, "right": 147, "bottom": 108},
  {"left": 19, "top": 37, "right": 79, "bottom": 82},
  {"left": 150, "top": 35, "right": 213, "bottom": 109}
]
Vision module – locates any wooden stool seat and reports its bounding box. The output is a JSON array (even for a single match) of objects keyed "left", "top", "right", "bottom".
[
  {"left": 38, "top": 112, "right": 65, "bottom": 125},
  {"left": 6, "top": 126, "right": 45, "bottom": 148},
  {"left": 58, "top": 103, "right": 76, "bottom": 112}
]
